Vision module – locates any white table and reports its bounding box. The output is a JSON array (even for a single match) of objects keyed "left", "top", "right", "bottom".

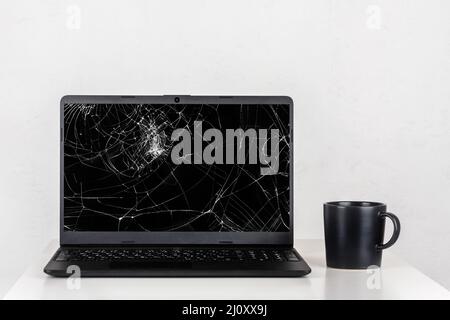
[{"left": 4, "top": 239, "right": 449, "bottom": 300}]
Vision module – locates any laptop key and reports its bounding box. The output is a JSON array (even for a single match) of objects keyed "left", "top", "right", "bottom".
[
  {"left": 55, "top": 251, "right": 69, "bottom": 261},
  {"left": 285, "top": 250, "right": 299, "bottom": 261}
]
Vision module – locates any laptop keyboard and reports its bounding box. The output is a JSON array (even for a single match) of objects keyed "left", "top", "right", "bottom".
[{"left": 57, "top": 248, "right": 299, "bottom": 263}]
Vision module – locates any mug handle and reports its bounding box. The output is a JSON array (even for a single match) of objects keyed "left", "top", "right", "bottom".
[{"left": 376, "top": 212, "right": 401, "bottom": 250}]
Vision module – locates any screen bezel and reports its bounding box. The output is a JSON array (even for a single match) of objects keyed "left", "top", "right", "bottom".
[{"left": 60, "top": 95, "right": 294, "bottom": 246}]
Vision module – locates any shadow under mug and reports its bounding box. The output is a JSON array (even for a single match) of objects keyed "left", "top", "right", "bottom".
[{"left": 324, "top": 201, "right": 400, "bottom": 269}]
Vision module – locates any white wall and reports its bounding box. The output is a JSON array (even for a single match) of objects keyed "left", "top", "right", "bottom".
[{"left": 0, "top": 0, "right": 449, "bottom": 295}]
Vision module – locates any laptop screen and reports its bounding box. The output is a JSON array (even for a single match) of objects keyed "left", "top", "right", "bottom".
[{"left": 63, "top": 103, "right": 290, "bottom": 232}]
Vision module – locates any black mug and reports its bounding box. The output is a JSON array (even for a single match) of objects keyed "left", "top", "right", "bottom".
[{"left": 324, "top": 201, "right": 400, "bottom": 269}]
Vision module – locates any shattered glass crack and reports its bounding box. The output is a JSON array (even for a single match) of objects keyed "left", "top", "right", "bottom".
[{"left": 64, "top": 103, "right": 290, "bottom": 232}]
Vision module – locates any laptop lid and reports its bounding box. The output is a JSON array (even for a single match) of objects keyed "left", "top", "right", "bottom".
[{"left": 60, "top": 95, "right": 293, "bottom": 245}]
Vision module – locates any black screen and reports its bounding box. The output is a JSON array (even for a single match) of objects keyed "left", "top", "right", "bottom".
[{"left": 64, "top": 103, "right": 290, "bottom": 232}]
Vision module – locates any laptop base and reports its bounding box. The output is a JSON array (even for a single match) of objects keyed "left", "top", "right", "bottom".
[{"left": 44, "top": 247, "right": 311, "bottom": 277}]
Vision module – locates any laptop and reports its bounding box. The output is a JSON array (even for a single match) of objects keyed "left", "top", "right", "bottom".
[{"left": 44, "top": 95, "right": 311, "bottom": 277}]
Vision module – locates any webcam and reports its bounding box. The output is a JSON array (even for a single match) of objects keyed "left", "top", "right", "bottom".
[{"left": 174, "top": 97, "right": 180, "bottom": 103}]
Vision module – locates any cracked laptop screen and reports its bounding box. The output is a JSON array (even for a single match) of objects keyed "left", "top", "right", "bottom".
[{"left": 63, "top": 104, "right": 290, "bottom": 232}]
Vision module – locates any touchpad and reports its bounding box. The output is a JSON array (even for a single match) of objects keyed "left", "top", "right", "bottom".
[{"left": 109, "top": 262, "right": 193, "bottom": 269}]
